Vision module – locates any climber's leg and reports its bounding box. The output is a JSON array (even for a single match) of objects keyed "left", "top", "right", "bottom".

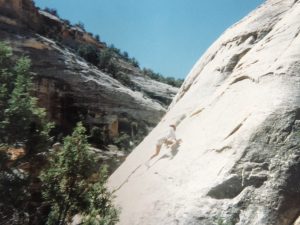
[{"left": 150, "top": 143, "right": 162, "bottom": 160}]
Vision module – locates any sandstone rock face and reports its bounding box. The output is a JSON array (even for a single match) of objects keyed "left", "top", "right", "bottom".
[
  {"left": 0, "top": 32, "right": 167, "bottom": 127},
  {"left": 0, "top": 0, "right": 178, "bottom": 143},
  {"left": 0, "top": 0, "right": 40, "bottom": 29},
  {"left": 109, "top": 0, "right": 300, "bottom": 224}
]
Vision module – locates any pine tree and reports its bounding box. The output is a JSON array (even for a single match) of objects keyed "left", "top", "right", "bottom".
[
  {"left": 0, "top": 42, "right": 52, "bottom": 151},
  {"left": 0, "top": 42, "right": 53, "bottom": 224},
  {"left": 40, "top": 122, "right": 119, "bottom": 225}
]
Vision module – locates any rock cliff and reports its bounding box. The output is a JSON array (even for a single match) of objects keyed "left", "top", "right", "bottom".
[
  {"left": 109, "top": 0, "right": 300, "bottom": 224},
  {"left": 0, "top": 0, "right": 178, "bottom": 159}
]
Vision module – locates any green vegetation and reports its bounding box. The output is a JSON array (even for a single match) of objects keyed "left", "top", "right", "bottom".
[
  {"left": 40, "top": 122, "right": 119, "bottom": 225},
  {"left": 115, "top": 72, "right": 139, "bottom": 89},
  {"left": 77, "top": 44, "right": 100, "bottom": 66},
  {"left": 77, "top": 45, "right": 139, "bottom": 89},
  {"left": 0, "top": 42, "right": 52, "bottom": 152},
  {"left": 41, "top": 7, "right": 182, "bottom": 88},
  {"left": 129, "top": 57, "right": 139, "bottom": 68},
  {"left": 0, "top": 41, "right": 52, "bottom": 223},
  {"left": 108, "top": 44, "right": 139, "bottom": 68},
  {"left": 77, "top": 44, "right": 118, "bottom": 75},
  {"left": 0, "top": 42, "right": 119, "bottom": 225},
  {"left": 143, "top": 68, "right": 184, "bottom": 87},
  {"left": 89, "top": 126, "right": 107, "bottom": 146},
  {"left": 98, "top": 48, "right": 117, "bottom": 74},
  {"left": 95, "top": 34, "right": 100, "bottom": 42},
  {"left": 106, "top": 45, "right": 184, "bottom": 87},
  {"left": 75, "top": 21, "right": 86, "bottom": 31},
  {"left": 112, "top": 132, "right": 131, "bottom": 151},
  {"left": 44, "top": 7, "right": 59, "bottom": 17}
]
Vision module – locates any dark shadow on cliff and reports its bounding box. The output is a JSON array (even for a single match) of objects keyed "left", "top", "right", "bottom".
[{"left": 169, "top": 140, "right": 181, "bottom": 159}]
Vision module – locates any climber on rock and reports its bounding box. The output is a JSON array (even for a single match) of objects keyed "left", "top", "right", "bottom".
[{"left": 149, "top": 124, "right": 181, "bottom": 160}]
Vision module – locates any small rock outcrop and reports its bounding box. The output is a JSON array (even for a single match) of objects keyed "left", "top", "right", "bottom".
[{"left": 109, "top": 0, "right": 300, "bottom": 224}]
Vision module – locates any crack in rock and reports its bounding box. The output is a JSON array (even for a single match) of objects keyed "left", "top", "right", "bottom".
[
  {"left": 112, "top": 164, "right": 142, "bottom": 193},
  {"left": 229, "top": 75, "right": 256, "bottom": 85},
  {"left": 224, "top": 115, "right": 250, "bottom": 140},
  {"left": 190, "top": 107, "right": 205, "bottom": 117}
]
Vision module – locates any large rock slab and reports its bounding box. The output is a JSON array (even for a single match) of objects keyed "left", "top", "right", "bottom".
[{"left": 109, "top": 0, "right": 300, "bottom": 224}]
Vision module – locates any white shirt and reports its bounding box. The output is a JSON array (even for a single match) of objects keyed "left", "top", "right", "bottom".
[
  {"left": 165, "top": 127, "right": 176, "bottom": 140},
  {"left": 156, "top": 126, "right": 177, "bottom": 145}
]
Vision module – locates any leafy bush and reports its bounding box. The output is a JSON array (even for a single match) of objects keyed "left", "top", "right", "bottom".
[
  {"left": 44, "top": 7, "right": 59, "bottom": 17},
  {"left": 108, "top": 44, "right": 121, "bottom": 55},
  {"left": 129, "top": 57, "right": 139, "bottom": 68},
  {"left": 98, "top": 49, "right": 122, "bottom": 77},
  {"left": 63, "top": 19, "right": 71, "bottom": 26},
  {"left": 115, "top": 72, "right": 134, "bottom": 87},
  {"left": 143, "top": 68, "right": 183, "bottom": 87},
  {"left": 112, "top": 132, "right": 131, "bottom": 151},
  {"left": 88, "top": 126, "right": 107, "bottom": 146},
  {"left": 40, "top": 122, "right": 119, "bottom": 225},
  {"left": 77, "top": 44, "right": 100, "bottom": 66},
  {"left": 95, "top": 34, "right": 100, "bottom": 42},
  {"left": 75, "top": 21, "right": 85, "bottom": 31},
  {"left": 107, "top": 45, "right": 139, "bottom": 68},
  {"left": 122, "top": 51, "right": 129, "bottom": 59},
  {"left": 98, "top": 49, "right": 113, "bottom": 70},
  {"left": 77, "top": 45, "right": 120, "bottom": 77}
]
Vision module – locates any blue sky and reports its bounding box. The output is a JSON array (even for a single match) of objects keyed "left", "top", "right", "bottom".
[{"left": 33, "top": 0, "right": 264, "bottom": 79}]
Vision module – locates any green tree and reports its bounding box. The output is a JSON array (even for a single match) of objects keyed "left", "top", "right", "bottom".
[
  {"left": 77, "top": 44, "right": 100, "bottom": 66},
  {"left": 0, "top": 42, "right": 52, "bottom": 224},
  {"left": 95, "top": 34, "right": 100, "bottom": 42},
  {"left": 108, "top": 44, "right": 121, "bottom": 55},
  {"left": 98, "top": 49, "right": 121, "bottom": 76},
  {"left": 89, "top": 126, "right": 107, "bottom": 146},
  {"left": 130, "top": 57, "right": 139, "bottom": 68},
  {"left": 40, "top": 122, "right": 119, "bottom": 225},
  {"left": 142, "top": 67, "right": 183, "bottom": 87},
  {"left": 112, "top": 132, "right": 131, "bottom": 152},
  {"left": 44, "top": 7, "right": 59, "bottom": 17},
  {"left": 122, "top": 51, "right": 129, "bottom": 59},
  {"left": 76, "top": 21, "right": 86, "bottom": 31},
  {"left": 0, "top": 42, "right": 52, "bottom": 151},
  {"left": 98, "top": 48, "right": 113, "bottom": 70}
]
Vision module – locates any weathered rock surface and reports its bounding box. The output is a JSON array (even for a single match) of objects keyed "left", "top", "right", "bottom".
[
  {"left": 0, "top": 0, "right": 178, "bottom": 143},
  {"left": 0, "top": 31, "right": 166, "bottom": 131},
  {"left": 109, "top": 0, "right": 300, "bottom": 224}
]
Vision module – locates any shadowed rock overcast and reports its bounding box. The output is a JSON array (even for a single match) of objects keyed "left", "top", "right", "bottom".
[
  {"left": 109, "top": 0, "right": 300, "bottom": 224},
  {"left": 33, "top": 0, "right": 264, "bottom": 78}
]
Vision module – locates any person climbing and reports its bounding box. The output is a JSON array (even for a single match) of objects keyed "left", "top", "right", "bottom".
[{"left": 149, "top": 124, "right": 180, "bottom": 160}]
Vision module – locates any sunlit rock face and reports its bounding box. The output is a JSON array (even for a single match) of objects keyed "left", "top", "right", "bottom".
[
  {"left": 0, "top": 0, "right": 178, "bottom": 139},
  {"left": 109, "top": 0, "right": 300, "bottom": 224},
  {"left": 0, "top": 0, "right": 40, "bottom": 29}
]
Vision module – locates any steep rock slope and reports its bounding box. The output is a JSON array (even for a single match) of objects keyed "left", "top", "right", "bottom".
[{"left": 109, "top": 0, "right": 300, "bottom": 224}]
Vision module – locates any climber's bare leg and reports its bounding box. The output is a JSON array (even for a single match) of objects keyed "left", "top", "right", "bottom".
[{"left": 150, "top": 144, "right": 162, "bottom": 160}]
